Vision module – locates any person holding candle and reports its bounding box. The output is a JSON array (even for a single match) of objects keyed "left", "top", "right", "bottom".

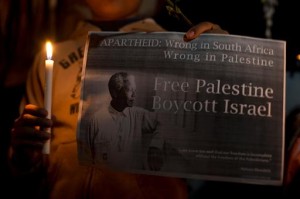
[{"left": 8, "top": 0, "right": 227, "bottom": 198}]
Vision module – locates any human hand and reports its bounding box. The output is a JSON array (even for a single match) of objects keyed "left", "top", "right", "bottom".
[
  {"left": 285, "top": 137, "right": 300, "bottom": 186},
  {"left": 184, "top": 21, "right": 228, "bottom": 42},
  {"left": 147, "top": 146, "right": 164, "bottom": 171},
  {"left": 11, "top": 104, "right": 52, "bottom": 169}
]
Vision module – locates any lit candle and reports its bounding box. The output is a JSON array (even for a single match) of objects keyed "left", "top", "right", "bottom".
[{"left": 43, "top": 41, "right": 54, "bottom": 154}]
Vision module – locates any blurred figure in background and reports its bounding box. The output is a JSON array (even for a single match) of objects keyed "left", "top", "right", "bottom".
[{"left": 284, "top": 107, "right": 300, "bottom": 195}]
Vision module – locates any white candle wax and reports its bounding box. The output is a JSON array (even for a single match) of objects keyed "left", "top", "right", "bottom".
[{"left": 43, "top": 42, "right": 54, "bottom": 154}]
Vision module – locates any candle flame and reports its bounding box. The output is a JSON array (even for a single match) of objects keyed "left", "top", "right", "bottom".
[{"left": 46, "top": 41, "right": 53, "bottom": 60}]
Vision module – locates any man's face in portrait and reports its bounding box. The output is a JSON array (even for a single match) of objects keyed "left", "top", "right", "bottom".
[{"left": 119, "top": 75, "right": 136, "bottom": 107}]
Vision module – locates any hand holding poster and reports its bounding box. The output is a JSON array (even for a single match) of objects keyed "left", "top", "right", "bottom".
[{"left": 77, "top": 32, "right": 285, "bottom": 185}]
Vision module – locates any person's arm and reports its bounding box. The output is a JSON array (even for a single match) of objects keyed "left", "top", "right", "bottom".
[
  {"left": 8, "top": 104, "right": 51, "bottom": 198},
  {"left": 10, "top": 104, "right": 52, "bottom": 174},
  {"left": 140, "top": 110, "right": 165, "bottom": 171},
  {"left": 9, "top": 48, "right": 51, "bottom": 173},
  {"left": 285, "top": 136, "right": 300, "bottom": 186},
  {"left": 183, "top": 21, "right": 228, "bottom": 42}
]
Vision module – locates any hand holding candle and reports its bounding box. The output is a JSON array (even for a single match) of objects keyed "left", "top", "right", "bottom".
[{"left": 43, "top": 41, "right": 54, "bottom": 154}]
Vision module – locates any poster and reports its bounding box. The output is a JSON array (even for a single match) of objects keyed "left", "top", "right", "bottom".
[{"left": 77, "top": 32, "right": 286, "bottom": 185}]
